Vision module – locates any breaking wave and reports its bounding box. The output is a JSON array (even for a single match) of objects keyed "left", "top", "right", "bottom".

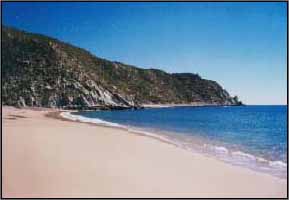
[{"left": 60, "top": 111, "right": 287, "bottom": 179}]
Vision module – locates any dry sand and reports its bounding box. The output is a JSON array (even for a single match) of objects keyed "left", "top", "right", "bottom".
[{"left": 2, "top": 106, "right": 287, "bottom": 198}]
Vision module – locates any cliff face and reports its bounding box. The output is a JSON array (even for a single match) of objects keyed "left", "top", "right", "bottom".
[{"left": 2, "top": 26, "right": 242, "bottom": 109}]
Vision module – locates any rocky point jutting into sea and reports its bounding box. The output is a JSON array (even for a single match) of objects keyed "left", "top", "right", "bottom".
[{"left": 2, "top": 26, "right": 242, "bottom": 110}]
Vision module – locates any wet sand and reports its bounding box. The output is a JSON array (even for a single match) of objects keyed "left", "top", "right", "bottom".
[{"left": 2, "top": 106, "right": 287, "bottom": 198}]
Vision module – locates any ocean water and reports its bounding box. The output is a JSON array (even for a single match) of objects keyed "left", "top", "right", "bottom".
[{"left": 62, "top": 105, "right": 287, "bottom": 179}]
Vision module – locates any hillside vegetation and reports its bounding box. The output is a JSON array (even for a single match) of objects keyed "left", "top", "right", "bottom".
[{"left": 2, "top": 26, "right": 242, "bottom": 109}]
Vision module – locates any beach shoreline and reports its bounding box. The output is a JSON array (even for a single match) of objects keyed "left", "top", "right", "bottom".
[
  {"left": 2, "top": 106, "right": 287, "bottom": 198},
  {"left": 142, "top": 103, "right": 238, "bottom": 108},
  {"left": 59, "top": 110, "right": 287, "bottom": 180}
]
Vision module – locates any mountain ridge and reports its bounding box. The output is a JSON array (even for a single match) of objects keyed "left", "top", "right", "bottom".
[{"left": 2, "top": 26, "right": 242, "bottom": 110}]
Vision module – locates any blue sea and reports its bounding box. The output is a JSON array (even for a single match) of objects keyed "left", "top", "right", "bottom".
[{"left": 64, "top": 105, "right": 287, "bottom": 179}]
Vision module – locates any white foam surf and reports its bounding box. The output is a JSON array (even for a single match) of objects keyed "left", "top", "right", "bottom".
[
  {"left": 269, "top": 160, "right": 287, "bottom": 169},
  {"left": 60, "top": 111, "right": 287, "bottom": 179},
  {"left": 231, "top": 151, "right": 257, "bottom": 161},
  {"left": 60, "top": 111, "right": 176, "bottom": 145},
  {"left": 200, "top": 144, "right": 287, "bottom": 178},
  {"left": 60, "top": 111, "right": 124, "bottom": 128},
  {"left": 205, "top": 145, "right": 230, "bottom": 155}
]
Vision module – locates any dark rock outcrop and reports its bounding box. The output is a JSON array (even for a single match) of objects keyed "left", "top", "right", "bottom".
[{"left": 2, "top": 26, "right": 242, "bottom": 109}]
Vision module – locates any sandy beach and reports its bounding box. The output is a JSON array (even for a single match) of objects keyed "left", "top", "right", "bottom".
[{"left": 2, "top": 106, "right": 287, "bottom": 198}]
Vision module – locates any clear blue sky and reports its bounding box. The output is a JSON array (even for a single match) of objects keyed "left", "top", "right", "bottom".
[{"left": 2, "top": 2, "right": 287, "bottom": 105}]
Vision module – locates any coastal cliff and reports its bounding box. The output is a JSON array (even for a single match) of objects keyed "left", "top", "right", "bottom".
[{"left": 2, "top": 26, "right": 242, "bottom": 109}]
